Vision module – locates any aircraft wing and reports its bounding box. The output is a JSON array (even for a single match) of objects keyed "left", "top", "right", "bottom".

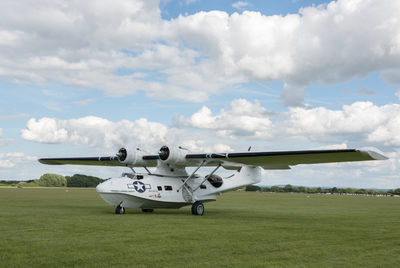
[
  {"left": 39, "top": 156, "right": 125, "bottom": 166},
  {"left": 39, "top": 148, "right": 387, "bottom": 170},
  {"left": 38, "top": 156, "right": 159, "bottom": 167},
  {"left": 186, "top": 149, "right": 388, "bottom": 170}
]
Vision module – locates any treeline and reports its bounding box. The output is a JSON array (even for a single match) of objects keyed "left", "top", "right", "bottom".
[
  {"left": 65, "top": 174, "right": 104, "bottom": 187},
  {"left": 1, "top": 174, "right": 104, "bottom": 188},
  {"left": 0, "top": 180, "right": 35, "bottom": 186},
  {"left": 245, "top": 184, "right": 400, "bottom": 196}
]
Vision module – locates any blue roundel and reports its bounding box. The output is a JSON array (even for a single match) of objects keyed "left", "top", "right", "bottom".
[{"left": 133, "top": 181, "right": 146, "bottom": 193}]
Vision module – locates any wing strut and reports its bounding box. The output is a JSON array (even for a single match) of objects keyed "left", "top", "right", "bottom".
[
  {"left": 193, "top": 164, "right": 221, "bottom": 192},
  {"left": 143, "top": 166, "right": 152, "bottom": 174},
  {"left": 177, "top": 160, "right": 206, "bottom": 192}
]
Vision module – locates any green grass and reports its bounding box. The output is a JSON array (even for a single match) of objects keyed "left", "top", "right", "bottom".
[{"left": 1, "top": 188, "right": 400, "bottom": 267}]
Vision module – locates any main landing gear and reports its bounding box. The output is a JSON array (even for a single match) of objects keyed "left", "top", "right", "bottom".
[
  {"left": 115, "top": 202, "right": 204, "bottom": 215},
  {"left": 191, "top": 201, "right": 204, "bottom": 216},
  {"left": 115, "top": 204, "right": 125, "bottom": 214}
]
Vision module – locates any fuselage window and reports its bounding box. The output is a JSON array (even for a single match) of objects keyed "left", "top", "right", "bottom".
[
  {"left": 200, "top": 184, "right": 207, "bottom": 189},
  {"left": 157, "top": 186, "right": 162, "bottom": 191},
  {"left": 164, "top": 185, "right": 173, "bottom": 191}
]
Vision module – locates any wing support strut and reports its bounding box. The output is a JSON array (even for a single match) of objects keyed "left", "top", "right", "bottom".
[
  {"left": 144, "top": 166, "right": 151, "bottom": 174},
  {"left": 193, "top": 164, "right": 221, "bottom": 192},
  {"left": 177, "top": 160, "right": 206, "bottom": 192}
]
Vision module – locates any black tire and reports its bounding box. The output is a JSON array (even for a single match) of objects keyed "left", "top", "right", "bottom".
[
  {"left": 115, "top": 205, "right": 125, "bottom": 214},
  {"left": 191, "top": 201, "right": 204, "bottom": 216},
  {"left": 142, "top": 208, "right": 154, "bottom": 213}
]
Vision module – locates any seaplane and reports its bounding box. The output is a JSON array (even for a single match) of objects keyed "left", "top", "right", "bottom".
[{"left": 39, "top": 145, "right": 387, "bottom": 215}]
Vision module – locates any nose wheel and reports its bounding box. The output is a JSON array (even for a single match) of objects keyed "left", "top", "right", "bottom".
[
  {"left": 191, "top": 201, "right": 204, "bottom": 216},
  {"left": 115, "top": 204, "right": 125, "bottom": 214}
]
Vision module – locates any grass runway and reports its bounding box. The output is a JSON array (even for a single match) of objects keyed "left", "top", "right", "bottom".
[{"left": 1, "top": 188, "right": 400, "bottom": 267}]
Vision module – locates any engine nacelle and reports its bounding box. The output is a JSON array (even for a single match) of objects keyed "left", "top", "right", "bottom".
[
  {"left": 116, "top": 147, "right": 146, "bottom": 166},
  {"left": 158, "top": 145, "right": 188, "bottom": 165},
  {"left": 206, "top": 174, "right": 223, "bottom": 188}
]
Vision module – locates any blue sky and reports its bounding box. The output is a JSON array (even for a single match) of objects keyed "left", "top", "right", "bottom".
[{"left": 1, "top": 0, "right": 400, "bottom": 188}]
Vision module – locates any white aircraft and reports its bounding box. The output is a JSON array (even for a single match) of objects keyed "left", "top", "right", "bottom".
[{"left": 39, "top": 145, "right": 387, "bottom": 215}]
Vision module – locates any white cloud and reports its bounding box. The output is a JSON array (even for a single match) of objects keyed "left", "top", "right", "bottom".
[
  {"left": 20, "top": 115, "right": 239, "bottom": 158},
  {"left": 174, "top": 99, "right": 273, "bottom": 138},
  {"left": 284, "top": 102, "right": 400, "bottom": 147},
  {"left": 21, "top": 116, "right": 170, "bottom": 150},
  {"left": 180, "top": 140, "right": 234, "bottom": 153},
  {"left": 396, "top": 89, "right": 400, "bottom": 100},
  {"left": 176, "top": 99, "right": 400, "bottom": 148},
  {"left": 313, "top": 144, "right": 348, "bottom": 150},
  {"left": 21, "top": 118, "right": 69, "bottom": 143},
  {"left": 0, "top": 113, "right": 30, "bottom": 119},
  {"left": 23, "top": 99, "right": 396, "bottom": 158},
  {"left": 0, "top": 0, "right": 400, "bottom": 105},
  {"left": 0, "top": 152, "right": 36, "bottom": 168},
  {"left": 280, "top": 83, "right": 305, "bottom": 107},
  {"left": 73, "top": 98, "right": 95, "bottom": 106},
  {"left": 232, "top": 1, "right": 250, "bottom": 10}
]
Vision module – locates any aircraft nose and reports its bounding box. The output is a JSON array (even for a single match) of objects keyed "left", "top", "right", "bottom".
[{"left": 96, "top": 182, "right": 106, "bottom": 193}]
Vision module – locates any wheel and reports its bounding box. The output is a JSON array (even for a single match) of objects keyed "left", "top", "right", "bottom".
[
  {"left": 142, "top": 208, "right": 154, "bottom": 213},
  {"left": 191, "top": 201, "right": 204, "bottom": 216},
  {"left": 115, "top": 205, "right": 125, "bottom": 214}
]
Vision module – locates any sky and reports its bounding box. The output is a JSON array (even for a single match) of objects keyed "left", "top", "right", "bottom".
[{"left": 1, "top": 0, "right": 400, "bottom": 189}]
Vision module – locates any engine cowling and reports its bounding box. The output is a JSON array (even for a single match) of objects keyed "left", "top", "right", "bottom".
[
  {"left": 116, "top": 147, "right": 146, "bottom": 166},
  {"left": 158, "top": 145, "right": 188, "bottom": 165}
]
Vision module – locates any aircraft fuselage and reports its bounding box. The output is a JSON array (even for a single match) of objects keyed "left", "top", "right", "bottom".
[{"left": 96, "top": 165, "right": 261, "bottom": 210}]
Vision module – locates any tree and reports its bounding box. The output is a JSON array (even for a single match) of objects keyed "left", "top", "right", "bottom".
[
  {"left": 245, "top": 185, "right": 261, "bottom": 192},
  {"left": 271, "top": 186, "right": 283, "bottom": 192},
  {"left": 283, "top": 184, "right": 294, "bottom": 192},
  {"left": 38, "top": 173, "right": 66, "bottom": 187},
  {"left": 298, "top": 186, "right": 306, "bottom": 193},
  {"left": 66, "top": 174, "right": 104, "bottom": 187},
  {"left": 393, "top": 188, "right": 400, "bottom": 196}
]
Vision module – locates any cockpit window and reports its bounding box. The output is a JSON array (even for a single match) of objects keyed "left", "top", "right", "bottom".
[{"left": 122, "top": 173, "right": 135, "bottom": 179}]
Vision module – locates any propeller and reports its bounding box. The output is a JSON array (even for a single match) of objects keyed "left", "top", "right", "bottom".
[
  {"left": 116, "top": 148, "right": 127, "bottom": 161},
  {"left": 158, "top": 145, "right": 170, "bottom": 161}
]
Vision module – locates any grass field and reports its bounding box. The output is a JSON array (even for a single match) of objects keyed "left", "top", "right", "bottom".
[{"left": 1, "top": 188, "right": 400, "bottom": 267}]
